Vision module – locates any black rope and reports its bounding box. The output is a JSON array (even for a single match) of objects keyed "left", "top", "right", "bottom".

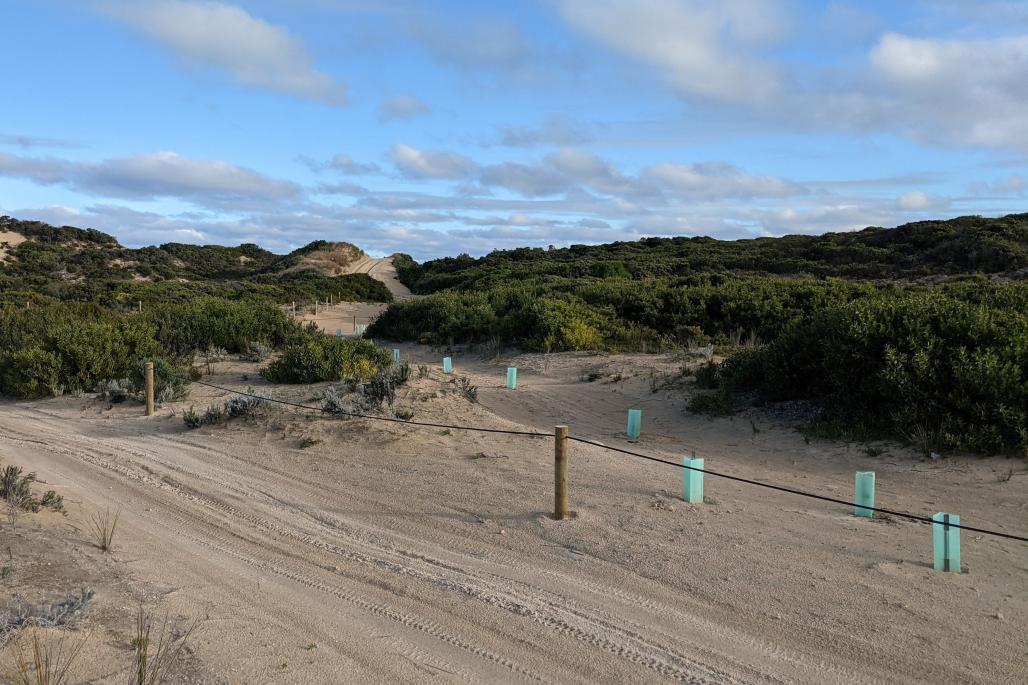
[
  {"left": 184, "top": 377, "right": 549, "bottom": 438},
  {"left": 566, "top": 436, "right": 1028, "bottom": 543},
  {"left": 172, "top": 375, "right": 1026, "bottom": 543}
]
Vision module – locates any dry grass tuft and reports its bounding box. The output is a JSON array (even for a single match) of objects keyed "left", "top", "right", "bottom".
[
  {"left": 1, "top": 629, "right": 86, "bottom": 685},
  {"left": 88, "top": 507, "right": 121, "bottom": 553},
  {"left": 128, "top": 607, "right": 197, "bottom": 685}
]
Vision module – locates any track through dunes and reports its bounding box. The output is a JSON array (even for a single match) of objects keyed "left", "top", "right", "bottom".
[{"left": 1, "top": 351, "right": 1025, "bottom": 683}]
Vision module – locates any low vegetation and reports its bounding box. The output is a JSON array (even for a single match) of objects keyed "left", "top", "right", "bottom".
[
  {"left": 260, "top": 333, "right": 389, "bottom": 384},
  {"left": 377, "top": 213, "right": 1028, "bottom": 454},
  {"left": 183, "top": 388, "right": 271, "bottom": 429},
  {"left": 1, "top": 464, "right": 64, "bottom": 517},
  {"left": 88, "top": 507, "right": 121, "bottom": 553}
]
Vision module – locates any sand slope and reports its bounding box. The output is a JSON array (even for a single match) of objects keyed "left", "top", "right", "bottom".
[{"left": 0, "top": 351, "right": 1025, "bottom": 683}]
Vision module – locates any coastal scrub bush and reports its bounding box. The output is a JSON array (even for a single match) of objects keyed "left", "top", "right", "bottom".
[{"left": 260, "top": 333, "right": 388, "bottom": 384}]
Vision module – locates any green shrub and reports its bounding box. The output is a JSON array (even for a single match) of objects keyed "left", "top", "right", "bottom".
[
  {"left": 0, "top": 347, "right": 61, "bottom": 399},
  {"left": 130, "top": 358, "right": 190, "bottom": 403},
  {"left": 687, "top": 390, "right": 741, "bottom": 416},
  {"left": 260, "top": 333, "right": 389, "bottom": 384},
  {"left": 717, "top": 292, "right": 1027, "bottom": 454}
]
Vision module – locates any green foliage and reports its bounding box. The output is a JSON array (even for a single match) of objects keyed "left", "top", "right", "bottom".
[
  {"left": 145, "top": 297, "right": 295, "bottom": 355},
  {"left": 371, "top": 214, "right": 1028, "bottom": 455},
  {"left": 130, "top": 358, "right": 190, "bottom": 403},
  {"left": 712, "top": 291, "right": 1027, "bottom": 454},
  {"left": 0, "top": 347, "right": 61, "bottom": 399},
  {"left": 260, "top": 333, "right": 389, "bottom": 384},
  {"left": 687, "top": 390, "right": 742, "bottom": 416},
  {"left": 0, "top": 463, "right": 64, "bottom": 513}
]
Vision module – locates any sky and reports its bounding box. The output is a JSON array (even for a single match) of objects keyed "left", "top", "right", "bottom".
[{"left": 1, "top": 0, "right": 1026, "bottom": 260}]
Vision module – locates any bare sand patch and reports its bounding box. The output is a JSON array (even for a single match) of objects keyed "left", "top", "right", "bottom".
[
  {"left": 0, "top": 351, "right": 1024, "bottom": 682},
  {"left": 0, "top": 230, "right": 26, "bottom": 262}
]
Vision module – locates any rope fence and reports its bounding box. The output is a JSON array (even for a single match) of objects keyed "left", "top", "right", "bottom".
[{"left": 145, "top": 360, "right": 1027, "bottom": 573}]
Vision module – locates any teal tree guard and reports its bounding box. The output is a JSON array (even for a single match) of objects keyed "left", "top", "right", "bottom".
[
  {"left": 683, "top": 457, "right": 704, "bottom": 503},
  {"left": 443, "top": 357, "right": 453, "bottom": 374},
  {"left": 627, "top": 409, "right": 642, "bottom": 441},
  {"left": 506, "top": 367, "right": 517, "bottom": 390},
  {"left": 932, "top": 513, "right": 961, "bottom": 573},
  {"left": 392, "top": 348, "right": 401, "bottom": 364},
  {"left": 854, "top": 472, "right": 875, "bottom": 517}
]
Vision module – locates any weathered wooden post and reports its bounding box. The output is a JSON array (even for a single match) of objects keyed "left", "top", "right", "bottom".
[
  {"left": 144, "top": 362, "right": 155, "bottom": 416},
  {"left": 554, "top": 426, "right": 569, "bottom": 520}
]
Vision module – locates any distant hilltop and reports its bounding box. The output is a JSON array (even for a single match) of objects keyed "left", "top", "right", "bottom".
[{"left": 0, "top": 215, "right": 366, "bottom": 282}]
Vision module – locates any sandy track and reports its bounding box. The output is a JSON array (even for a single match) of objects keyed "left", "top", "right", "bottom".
[
  {"left": 1, "top": 352, "right": 1025, "bottom": 683},
  {"left": 298, "top": 256, "right": 412, "bottom": 336}
]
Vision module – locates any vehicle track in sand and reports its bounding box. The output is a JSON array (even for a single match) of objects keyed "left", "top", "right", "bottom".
[{"left": 0, "top": 404, "right": 875, "bottom": 684}]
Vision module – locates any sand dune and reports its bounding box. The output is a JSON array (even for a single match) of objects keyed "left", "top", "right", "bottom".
[{"left": 1, "top": 349, "right": 1024, "bottom": 683}]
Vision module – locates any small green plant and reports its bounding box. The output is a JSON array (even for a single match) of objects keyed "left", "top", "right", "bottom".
[
  {"left": 95, "top": 379, "right": 130, "bottom": 404},
  {"left": 182, "top": 407, "right": 202, "bottom": 429},
  {"left": 241, "top": 341, "right": 271, "bottom": 363},
  {"left": 298, "top": 437, "right": 321, "bottom": 449},
  {"left": 417, "top": 364, "right": 429, "bottom": 379},
  {"left": 687, "top": 390, "right": 740, "bottom": 416},
  {"left": 393, "top": 407, "right": 415, "bottom": 421},
  {"left": 322, "top": 387, "right": 349, "bottom": 415},
  {"left": 693, "top": 361, "right": 721, "bottom": 389},
  {"left": 455, "top": 376, "right": 478, "bottom": 403},
  {"left": 0, "top": 464, "right": 63, "bottom": 515},
  {"left": 88, "top": 506, "right": 121, "bottom": 552}
]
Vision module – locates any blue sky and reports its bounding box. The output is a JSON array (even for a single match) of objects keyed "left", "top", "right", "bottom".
[{"left": 1, "top": 0, "right": 1026, "bottom": 259}]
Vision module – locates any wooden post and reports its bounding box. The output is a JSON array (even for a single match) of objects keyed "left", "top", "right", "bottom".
[
  {"left": 314, "top": 300, "right": 318, "bottom": 315},
  {"left": 144, "top": 362, "right": 155, "bottom": 416},
  {"left": 554, "top": 425, "right": 569, "bottom": 520},
  {"left": 353, "top": 315, "right": 357, "bottom": 332},
  {"left": 138, "top": 300, "right": 142, "bottom": 313}
]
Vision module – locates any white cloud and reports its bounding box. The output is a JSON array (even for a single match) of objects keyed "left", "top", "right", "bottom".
[
  {"left": 479, "top": 162, "right": 572, "bottom": 197},
  {"left": 896, "top": 190, "right": 950, "bottom": 211},
  {"left": 378, "top": 95, "right": 431, "bottom": 121},
  {"left": 389, "top": 144, "right": 476, "bottom": 179},
  {"left": 558, "top": 0, "right": 788, "bottom": 103},
  {"left": 0, "top": 151, "right": 299, "bottom": 207},
  {"left": 644, "top": 162, "right": 806, "bottom": 199},
  {"left": 109, "top": 0, "right": 346, "bottom": 106},
  {"left": 869, "top": 32, "right": 1028, "bottom": 147}
]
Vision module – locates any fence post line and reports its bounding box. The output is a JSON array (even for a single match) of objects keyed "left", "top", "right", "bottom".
[
  {"left": 144, "top": 362, "right": 155, "bottom": 416},
  {"left": 554, "top": 425, "right": 569, "bottom": 520}
]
